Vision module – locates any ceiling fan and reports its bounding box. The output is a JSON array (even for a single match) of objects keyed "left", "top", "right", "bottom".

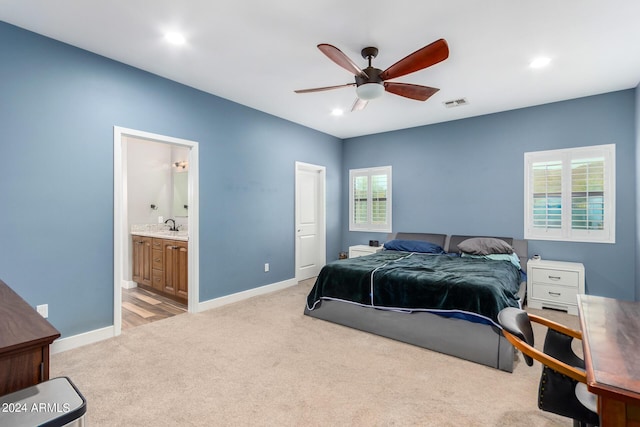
[{"left": 295, "top": 39, "right": 449, "bottom": 111}]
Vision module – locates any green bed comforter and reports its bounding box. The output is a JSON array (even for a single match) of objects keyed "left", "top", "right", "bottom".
[{"left": 306, "top": 251, "right": 521, "bottom": 324}]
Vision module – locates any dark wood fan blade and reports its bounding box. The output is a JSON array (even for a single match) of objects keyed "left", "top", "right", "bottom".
[
  {"left": 294, "top": 83, "right": 355, "bottom": 94},
  {"left": 318, "top": 44, "right": 368, "bottom": 78},
  {"left": 380, "top": 39, "right": 449, "bottom": 81},
  {"left": 351, "top": 98, "right": 368, "bottom": 111},
  {"left": 384, "top": 82, "right": 439, "bottom": 101}
]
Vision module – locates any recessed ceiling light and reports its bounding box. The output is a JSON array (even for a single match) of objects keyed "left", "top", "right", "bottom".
[
  {"left": 331, "top": 108, "right": 344, "bottom": 116},
  {"left": 165, "top": 32, "right": 186, "bottom": 45},
  {"left": 530, "top": 57, "right": 551, "bottom": 69}
]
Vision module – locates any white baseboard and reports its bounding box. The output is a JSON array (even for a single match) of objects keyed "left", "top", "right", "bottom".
[
  {"left": 121, "top": 280, "right": 137, "bottom": 289},
  {"left": 51, "top": 326, "right": 114, "bottom": 354},
  {"left": 51, "top": 278, "right": 298, "bottom": 353},
  {"left": 197, "top": 277, "right": 297, "bottom": 312}
]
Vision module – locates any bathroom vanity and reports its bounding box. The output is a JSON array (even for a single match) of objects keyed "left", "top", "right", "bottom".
[{"left": 131, "top": 231, "right": 188, "bottom": 303}]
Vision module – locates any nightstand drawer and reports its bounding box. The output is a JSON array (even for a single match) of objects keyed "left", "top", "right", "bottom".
[
  {"left": 530, "top": 268, "right": 579, "bottom": 288},
  {"left": 531, "top": 283, "right": 578, "bottom": 305}
]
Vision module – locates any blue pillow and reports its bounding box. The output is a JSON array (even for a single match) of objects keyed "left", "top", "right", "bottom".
[{"left": 384, "top": 239, "right": 445, "bottom": 254}]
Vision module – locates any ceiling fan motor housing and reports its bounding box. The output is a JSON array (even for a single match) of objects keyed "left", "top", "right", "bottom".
[{"left": 355, "top": 67, "right": 383, "bottom": 87}]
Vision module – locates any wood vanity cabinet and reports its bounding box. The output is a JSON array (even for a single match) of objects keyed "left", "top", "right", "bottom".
[
  {"left": 131, "top": 236, "right": 152, "bottom": 286},
  {"left": 151, "top": 238, "right": 164, "bottom": 292},
  {"left": 0, "top": 280, "right": 60, "bottom": 397},
  {"left": 163, "top": 240, "right": 188, "bottom": 301},
  {"left": 132, "top": 235, "right": 187, "bottom": 303}
]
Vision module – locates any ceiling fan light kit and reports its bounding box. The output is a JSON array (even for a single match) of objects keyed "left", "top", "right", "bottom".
[
  {"left": 295, "top": 39, "right": 449, "bottom": 111},
  {"left": 356, "top": 83, "right": 384, "bottom": 100}
]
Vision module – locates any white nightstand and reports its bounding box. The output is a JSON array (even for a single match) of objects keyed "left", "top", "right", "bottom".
[
  {"left": 348, "top": 245, "right": 384, "bottom": 258},
  {"left": 527, "top": 259, "right": 585, "bottom": 315}
]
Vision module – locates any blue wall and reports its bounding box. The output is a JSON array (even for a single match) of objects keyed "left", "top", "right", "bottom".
[
  {"left": 343, "top": 90, "right": 637, "bottom": 301},
  {"left": 0, "top": 22, "right": 342, "bottom": 337}
]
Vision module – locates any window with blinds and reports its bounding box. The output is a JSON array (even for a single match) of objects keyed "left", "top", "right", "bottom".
[
  {"left": 349, "top": 166, "right": 392, "bottom": 232},
  {"left": 525, "top": 144, "right": 615, "bottom": 243}
]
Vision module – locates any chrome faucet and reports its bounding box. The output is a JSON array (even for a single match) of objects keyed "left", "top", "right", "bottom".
[{"left": 164, "top": 218, "right": 178, "bottom": 231}]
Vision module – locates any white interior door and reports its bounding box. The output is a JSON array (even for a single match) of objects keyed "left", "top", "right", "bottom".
[{"left": 295, "top": 162, "right": 326, "bottom": 281}]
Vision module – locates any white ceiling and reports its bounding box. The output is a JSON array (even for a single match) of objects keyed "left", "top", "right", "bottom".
[{"left": 2, "top": 0, "right": 640, "bottom": 139}]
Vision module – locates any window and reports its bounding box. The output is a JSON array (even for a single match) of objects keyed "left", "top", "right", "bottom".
[
  {"left": 349, "top": 166, "right": 392, "bottom": 232},
  {"left": 524, "top": 144, "right": 615, "bottom": 243}
]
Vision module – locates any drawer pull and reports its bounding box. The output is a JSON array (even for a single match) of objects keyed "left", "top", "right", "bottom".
[
  {"left": 548, "top": 275, "right": 561, "bottom": 280},
  {"left": 548, "top": 291, "right": 561, "bottom": 297}
]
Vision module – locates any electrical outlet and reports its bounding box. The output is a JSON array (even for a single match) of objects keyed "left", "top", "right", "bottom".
[
  {"left": 37, "top": 304, "right": 48, "bottom": 318},
  {"left": 264, "top": 263, "right": 270, "bottom": 272}
]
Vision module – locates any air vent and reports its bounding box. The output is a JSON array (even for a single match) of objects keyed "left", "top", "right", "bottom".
[{"left": 443, "top": 98, "right": 469, "bottom": 108}]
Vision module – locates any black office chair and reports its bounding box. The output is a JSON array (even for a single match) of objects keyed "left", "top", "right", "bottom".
[{"left": 498, "top": 307, "right": 599, "bottom": 427}]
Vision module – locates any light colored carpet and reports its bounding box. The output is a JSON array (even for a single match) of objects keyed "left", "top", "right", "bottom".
[{"left": 52, "top": 280, "right": 579, "bottom": 426}]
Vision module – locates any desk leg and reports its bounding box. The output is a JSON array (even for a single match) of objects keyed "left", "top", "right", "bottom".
[
  {"left": 599, "top": 398, "right": 626, "bottom": 426},
  {"left": 599, "top": 397, "right": 640, "bottom": 426}
]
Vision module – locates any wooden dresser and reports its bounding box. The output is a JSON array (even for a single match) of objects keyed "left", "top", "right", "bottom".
[{"left": 0, "top": 279, "right": 60, "bottom": 396}]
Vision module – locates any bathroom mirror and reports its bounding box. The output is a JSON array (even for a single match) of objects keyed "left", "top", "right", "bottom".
[{"left": 172, "top": 171, "right": 188, "bottom": 217}]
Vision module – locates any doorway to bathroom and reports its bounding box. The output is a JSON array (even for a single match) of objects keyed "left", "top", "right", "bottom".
[{"left": 113, "top": 126, "right": 199, "bottom": 335}]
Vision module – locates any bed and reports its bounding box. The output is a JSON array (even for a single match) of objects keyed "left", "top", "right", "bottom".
[{"left": 303, "top": 232, "right": 528, "bottom": 372}]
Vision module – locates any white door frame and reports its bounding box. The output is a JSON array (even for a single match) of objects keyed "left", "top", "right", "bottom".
[
  {"left": 295, "top": 161, "right": 326, "bottom": 281},
  {"left": 113, "top": 126, "right": 200, "bottom": 336}
]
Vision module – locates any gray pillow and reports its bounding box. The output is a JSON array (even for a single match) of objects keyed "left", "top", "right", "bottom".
[{"left": 458, "top": 237, "right": 514, "bottom": 255}]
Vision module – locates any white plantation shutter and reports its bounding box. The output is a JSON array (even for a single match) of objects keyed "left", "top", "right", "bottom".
[
  {"left": 353, "top": 175, "right": 368, "bottom": 226},
  {"left": 532, "top": 160, "right": 562, "bottom": 231},
  {"left": 371, "top": 173, "right": 388, "bottom": 225},
  {"left": 525, "top": 145, "right": 615, "bottom": 243},
  {"left": 349, "top": 166, "right": 392, "bottom": 232},
  {"left": 571, "top": 158, "right": 605, "bottom": 231}
]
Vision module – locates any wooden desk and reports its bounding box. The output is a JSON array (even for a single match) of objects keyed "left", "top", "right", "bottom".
[
  {"left": 578, "top": 294, "right": 640, "bottom": 426},
  {"left": 0, "top": 279, "right": 60, "bottom": 396}
]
